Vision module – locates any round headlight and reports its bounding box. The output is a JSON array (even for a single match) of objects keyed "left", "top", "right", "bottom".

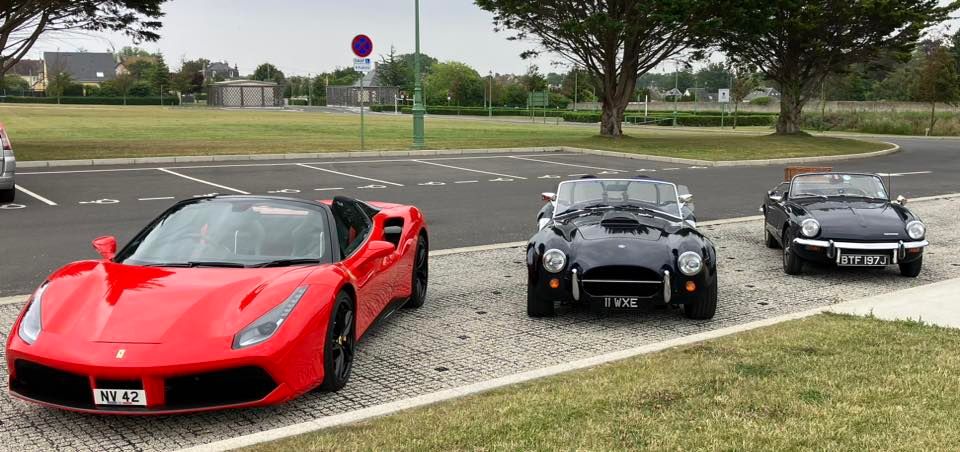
[
  {"left": 800, "top": 219, "right": 820, "bottom": 238},
  {"left": 542, "top": 249, "right": 566, "bottom": 273},
  {"left": 678, "top": 251, "right": 703, "bottom": 276},
  {"left": 906, "top": 221, "right": 925, "bottom": 240}
]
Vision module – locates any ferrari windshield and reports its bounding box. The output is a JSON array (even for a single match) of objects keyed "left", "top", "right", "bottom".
[
  {"left": 554, "top": 179, "right": 682, "bottom": 219},
  {"left": 791, "top": 173, "right": 888, "bottom": 200},
  {"left": 116, "top": 198, "right": 331, "bottom": 267}
]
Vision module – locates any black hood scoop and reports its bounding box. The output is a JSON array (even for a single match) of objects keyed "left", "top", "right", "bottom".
[{"left": 600, "top": 211, "right": 642, "bottom": 229}]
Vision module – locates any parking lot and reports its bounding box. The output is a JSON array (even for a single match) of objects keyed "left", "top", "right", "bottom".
[
  {"left": 0, "top": 197, "right": 957, "bottom": 451},
  {"left": 2, "top": 140, "right": 957, "bottom": 296}
]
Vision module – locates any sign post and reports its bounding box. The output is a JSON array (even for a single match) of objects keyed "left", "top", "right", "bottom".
[
  {"left": 718, "top": 88, "right": 730, "bottom": 128},
  {"left": 351, "top": 34, "right": 374, "bottom": 150}
]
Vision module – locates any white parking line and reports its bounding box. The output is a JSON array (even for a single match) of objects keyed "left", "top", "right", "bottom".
[
  {"left": 314, "top": 187, "right": 344, "bottom": 191},
  {"left": 877, "top": 171, "right": 932, "bottom": 177},
  {"left": 14, "top": 184, "right": 57, "bottom": 206},
  {"left": 509, "top": 156, "right": 624, "bottom": 173},
  {"left": 412, "top": 160, "right": 527, "bottom": 180},
  {"left": 297, "top": 163, "right": 404, "bottom": 187},
  {"left": 138, "top": 196, "right": 175, "bottom": 201},
  {"left": 454, "top": 180, "right": 479, "bottom": 184},
  {"left": 157, "top": 168, "right": 250, "bottom": 194}
]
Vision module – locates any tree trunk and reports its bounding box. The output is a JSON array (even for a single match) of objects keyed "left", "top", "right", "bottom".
[
  {"left": 929, "top": 102, "right": 936, "bottom": 135},
  {"left": 733, "top": 101, "right": 740, "bottom": 129},
  {"left": 776, "top": 85, "right": 806, "bottom": 135},
  {"left": 599, "top": 94, "right": 624, "bottom": 136}
]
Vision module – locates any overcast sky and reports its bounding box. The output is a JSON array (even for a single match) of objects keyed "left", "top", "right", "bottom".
[
  {"left": 30, "top": 0, "right": 563, "bottom": 76},
  {"left": 28, "top": 0, "right": 959, "bottom": 77}
]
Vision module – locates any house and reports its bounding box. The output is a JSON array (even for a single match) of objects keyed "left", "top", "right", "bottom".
[
  {"left": 204, "top": 61, "right": 239, "bottom": 82},
  {"left": 745, "top": 87, "right": 781, "bottom": 101},
  {"left": 683, "top": 88, "right": 719, "bottom": 102},
  {"left": 43, "top": 52, "right": 117, "bottom": 86},
  {"left": 7, "top": 59, "right": 44, "bottom": 89}
]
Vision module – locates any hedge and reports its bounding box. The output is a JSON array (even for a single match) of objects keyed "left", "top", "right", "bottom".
[
  {"left": 562, "top": 111, "right": 776, "bottom": 127},
  {"left": 369, "top": 105, "right": 567, "bottom": 117},
  {"left": 0, "top": 96, "right": 180, "bottom": 106}
]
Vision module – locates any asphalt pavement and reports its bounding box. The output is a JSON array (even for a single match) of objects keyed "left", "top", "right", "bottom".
[{"left": 1, "top": 137, "right": 957, "bottom": 296}]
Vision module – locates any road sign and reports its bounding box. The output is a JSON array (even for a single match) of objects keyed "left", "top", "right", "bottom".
[
  {"left": 718, "top": 89, "right": 730, "bottom": 103},
  {"left": 353, "top": 57, "right": 372, "bottom": 73},
  {"left": 528, "top": 91, "right": 549, "bottom": 107},
  {"left": 352, "top": 34, "right": 373, "bottom": 58}
]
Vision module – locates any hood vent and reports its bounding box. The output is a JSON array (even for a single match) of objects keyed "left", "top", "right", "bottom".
[{"left": 600, "top": 212, "right": 641, "bottom": 229}]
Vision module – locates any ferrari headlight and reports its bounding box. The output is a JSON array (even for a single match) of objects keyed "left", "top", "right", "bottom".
[
  {"left": 678, "top": 251, "right": 703, "bottom": 276},
  {"left": 542, "top": 249, "right": 566, "bottom": 273},
  {"left": 19, "top": 283, "right": 47, "bottom": 345},
  {"left": 801, "top": 219, "right": 821, "bottom": 238},
  {"left": 233, "top": 285, "right": 308, "bottom": 349},
  {"left": 906, "top": 221, "right": 925, "bottom": 240}
]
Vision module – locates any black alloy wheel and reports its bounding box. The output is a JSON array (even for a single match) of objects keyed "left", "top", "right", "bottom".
[
  {"left": 320, "top": 292, "right": 355, "bottom": 392},
  {"left": 404, "top": 234, "right": 428, "bottom": 309}
]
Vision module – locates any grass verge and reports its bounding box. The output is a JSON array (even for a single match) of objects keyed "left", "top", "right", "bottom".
[
  {"left": 0, "top": 104, "right": 885, "bottom": 161},
  {"left": 249, "top": 314, "right": 960, "bottom": 451}
]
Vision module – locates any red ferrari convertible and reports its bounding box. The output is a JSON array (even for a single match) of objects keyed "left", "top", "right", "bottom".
[{"left": 6, "top": 195, "right": 428, "bottom": 414}]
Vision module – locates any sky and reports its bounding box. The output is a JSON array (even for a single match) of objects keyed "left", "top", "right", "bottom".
[
  {"left": 28, "top": 0, "right": 960, "bottom": 77},
  {"left": 30, "top": 0, "right": 562, "bottom": 76}
]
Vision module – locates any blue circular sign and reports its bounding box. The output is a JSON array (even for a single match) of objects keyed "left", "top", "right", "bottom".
[{"left": 352, "top": 34, "right": 373, "bottom": 58}]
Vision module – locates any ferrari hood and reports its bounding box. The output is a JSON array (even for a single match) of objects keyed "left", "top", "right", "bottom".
[
  {"left": 40, "top": 261, "right": 317, "bottom": 344},
  {"left": 795, "top": 199, "right": 909, "bottom": 240}
]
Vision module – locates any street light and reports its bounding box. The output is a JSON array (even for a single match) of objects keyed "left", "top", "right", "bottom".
[
  {"left": 412, "top": 0, "right": 426, "bottom": 149},
  {"left": 488, "top": 70, "right": 493, "bottom": 117}
]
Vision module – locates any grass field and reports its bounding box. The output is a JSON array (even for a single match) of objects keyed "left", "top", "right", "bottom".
[
  {"left": 249, "top": 314, "right": 960, "bottom": 452},
  {"left": 0, "top": 104, "right": 885, "bottom": 161}
]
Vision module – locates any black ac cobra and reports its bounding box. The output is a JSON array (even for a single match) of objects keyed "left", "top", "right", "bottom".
[
  {"left": 526, "top": 177, "right": 718, "bottom": 319},
  {"left": 762, "top": 172, "right": 928, "bottom": 276}
]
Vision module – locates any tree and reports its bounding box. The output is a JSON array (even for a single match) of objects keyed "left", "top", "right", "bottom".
[
  {"left": 425, "top": 61, "right": 484, "bottom": 106},
  {"left": 1, "top": 74, "right": 29, "bottom": 92},
  {"left": 476, "top": 0, "right": 717, "bottom": 137},
  {"left": 1, "top": 1, "right": 166, "bottom": 78},
  {"left": 910, "top": 43, "right": 959, "bottom": 134},
  {"left": 520, "top": 65, "right": 547, "bottom": 92},
  {"left": 378, "top": 46, "right": 408, "bottom": 88},
  {"left": 252, "top": 63, "right": 285, "bottom": 84},
  {"left": 145, "top": 54, "right": 170, "bottom": 94},
  {"left": 113, "top": 73, "right": 135, "bottom": 104},
  {"left": 714, "top": 0, "right": 955, "bottom": 135},
  {"left": 117, "top": 46, "right": 152, "bottom": 60},
  {"left": 730, "top": 66, "right": 758, "bottom": 129},
  {"left": 46, "top": 70, "right": 72, "bottom": 99},
  {"left": 695, "top": 63, "right": 731, "bottom": 92},
  {"left": 560, "top": 67, "right": 598, "bottom": 104}
]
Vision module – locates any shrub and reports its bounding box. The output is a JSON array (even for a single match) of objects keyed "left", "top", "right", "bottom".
[
  {"left": 801, "top": 111, "right": 960, "bottom": 136},
  {"left": 0, "top": 96, "right": 179, "bottom": 106},
  {"left": 749, "top": 96, "right": 772, "bottom": 106}
]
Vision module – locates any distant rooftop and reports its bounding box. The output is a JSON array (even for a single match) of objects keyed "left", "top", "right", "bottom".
[{"left": 43, "top": 52, "right": 116, "bottom": 83}]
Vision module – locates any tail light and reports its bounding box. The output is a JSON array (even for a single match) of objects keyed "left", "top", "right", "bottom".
[{"left": 1, "top": 131, "right": 12, "bottom": 156}]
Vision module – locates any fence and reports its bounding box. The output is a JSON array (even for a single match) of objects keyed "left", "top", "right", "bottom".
[
  {"left": 326, "top": 86, "right": 399, "bottom": 107},
  {"left": 570, "top": 100, "right": 960, "bottom": 113},
  {"left": 208, "top": 84, "right": 284, "bottom": 108}
]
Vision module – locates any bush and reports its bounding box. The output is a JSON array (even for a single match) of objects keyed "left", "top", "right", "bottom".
[
  {"left": 749, "top": 97, "right": 772, "bottom": 106},
  {"left": 390, "top": 105, "right": 567, "bottom": 117},
  {"left": 0, "top": 96, "right": 180, "bottom": 106},
  {"left": 802, "top": 111, "right": 960, "bottom": 136},
  {"left": 561, "top": 111, "right": 777, "bottom": 127}
]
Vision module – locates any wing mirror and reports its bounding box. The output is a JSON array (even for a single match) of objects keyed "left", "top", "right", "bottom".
[
  {"left": 363, "top": 240, "right": 396, "bottom": 260},
  {"left": 92, "top": 236, "right": 117, "bottom": 261},
  {"left": 541, "top": 192, "right": 557, "bottom": 202},
  {"left": 896, "top": 195, "right": 908, "bottom": 206},
  {"left": 768, "top": 191, "right": 784, "bottom": 203},
  {"left": 678, "top": 193, "right": 694, "bottom": 205}
]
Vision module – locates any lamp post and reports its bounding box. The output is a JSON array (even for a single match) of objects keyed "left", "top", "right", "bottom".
[
  {"left": 488, "top": 70, "right": 493, "bottom": 117},
  {"left": 411, "top": 0, "right": 426, "bottom": 149},
  {"left": 573, "top": 66, "right": 578, "bottom": 112}
]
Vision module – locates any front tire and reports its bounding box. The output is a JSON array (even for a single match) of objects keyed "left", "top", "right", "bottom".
[
  {"left": 782, "top": 231, "right": 803, "bottom": 275},
  {"left": 404, "top": 234, "right": 428, "bottom": 309},
  {"left": 683, "top": 274, "right": 718, "bottom": 320},
  {"left": 527, "top": 283, "right": 555, "bottom": 317},
  {"left": 319, "top": 292, "right": 355, "bottom": 392},
  {"left": 899, "top": 256, "right": 923, "bottom": 277},
  {"left": 0, "top": 188, "right": 13, "bottom": 203}
]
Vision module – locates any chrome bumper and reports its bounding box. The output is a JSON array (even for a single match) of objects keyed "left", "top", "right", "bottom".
[{"left": 793, "top": 238, "right": 927, "bottom": 264}]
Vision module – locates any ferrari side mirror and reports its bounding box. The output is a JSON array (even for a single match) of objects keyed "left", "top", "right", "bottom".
[
  {"left": 896, "top": 195, "right": 908, "bottom": 206},
  {"left": 92, "top": 236, "right": 117, "bottom": 261},
  {"left": 541, "top": 192, "right": 557, "bottom": 202}
]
